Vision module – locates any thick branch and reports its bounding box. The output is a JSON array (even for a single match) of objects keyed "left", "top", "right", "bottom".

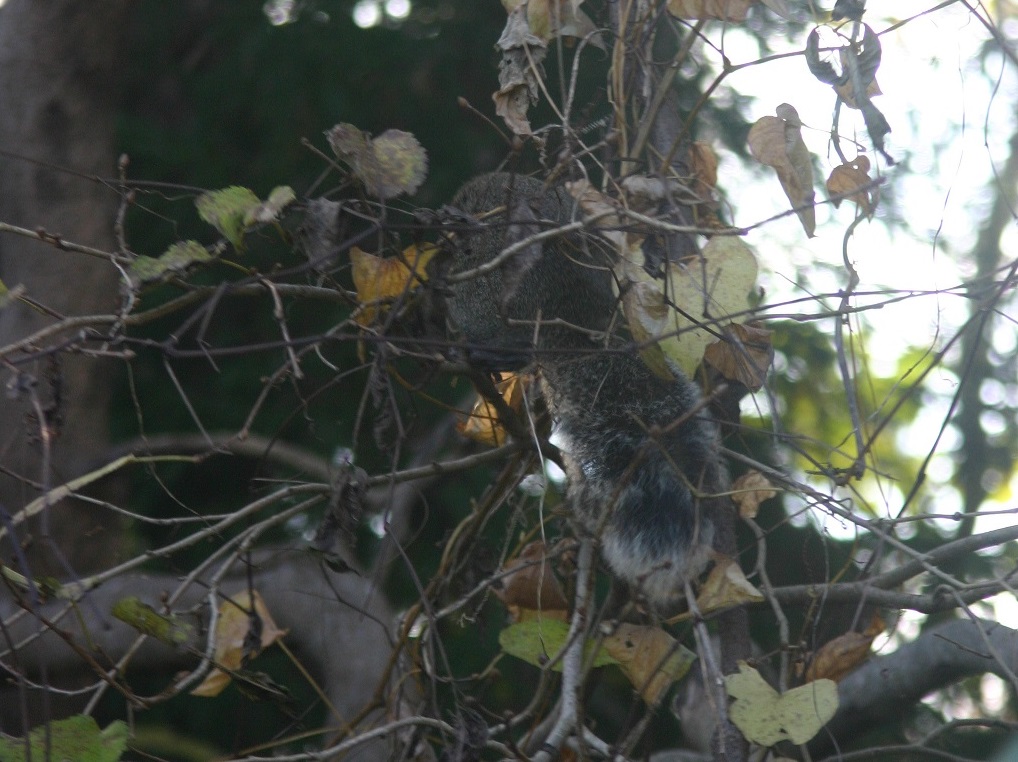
[
  {"left": 1, "top": 549, "right": 397, "bottom": 760},
  {"left": 812, "top": 618, "right": 1018, "bottom": 757}
]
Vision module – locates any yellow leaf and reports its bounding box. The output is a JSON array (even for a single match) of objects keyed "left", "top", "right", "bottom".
[
  {"left": 748, "top": 104, "right": 816, "bottom": 237},
  {"left": 826, "top": 156, "right": 876, "bottom": 216},
  {"left": 191, "top": 591, "right": 287, "bottom": 697},
  {"left": 620, "top": 236, "right": 758, "bottom": 378},
  {"left": 603, "top": 624, "right": 696, "bottom": 705},
  {"left": 457, "top": 372, "right": 528, "bottom": 446},
  {"left": 192, "top": 670, "right": 231, "bottom": 697},
  {"left": 350, "top": 244, "right": 436, "bottom": 326},
  {"left": 726, "top": 662, "right": 839, "bottom": 746}
]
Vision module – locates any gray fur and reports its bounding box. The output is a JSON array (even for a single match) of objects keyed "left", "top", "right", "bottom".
[{"left": 448, "top": 173, "right": 724, "bottom": 608}]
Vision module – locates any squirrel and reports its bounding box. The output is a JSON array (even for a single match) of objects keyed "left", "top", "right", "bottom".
[{"left": 445, "top": 172, "right": 726, "bottom": 608}]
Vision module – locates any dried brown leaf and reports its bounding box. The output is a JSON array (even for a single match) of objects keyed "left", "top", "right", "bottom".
[
  {"left": 826, "top": 155, "right": 876, "bottom": 216},
  {"left": 731, "top": 470, "right": 778, "bottom": 518},
  {"left": 834, "top": 76, "right": 881, "bottom": 109},
  {"left": 493, "top": 6, "right": 547, "bottom": 136},
  {"left": 689, "top": 141, "right": 718, "bottom": 189},
  {"left": 603, "top": 623, "right": 696, "bottom": 705},
  {"left": 494, "top": 541, "right": 570, "bottom": 613},
  {"left": 805, "top": 615, "right": 885, "bottom": 682},
  {"left": 192, "top": 591, "right": 287, "bottom": 697},
  {"left": 696, "top": 556, "right": 764, "bottom": 614},
  {"left": 704, "top": 322, "right": 773, "bottom": 390},
  {"left": 689, "top": 142, "right": 723, "bottom": 227},
  {"left": 748, "top": 104, "right": 816, "bottom": 237}
]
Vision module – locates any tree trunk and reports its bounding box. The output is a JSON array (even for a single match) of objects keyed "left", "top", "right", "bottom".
[{"left": 0, "top": 0, "right": 131, "bottom": 574}]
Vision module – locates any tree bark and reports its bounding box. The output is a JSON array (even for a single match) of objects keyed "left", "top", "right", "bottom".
[
  {"left": 0, "top": 0, "right": 131, "bottom": 574},
  {"left": 812, "top": 617, "right": 1018, "bottom": 757},
  {"left": 0, "top": 549, "right": 400, "bottom": 761}
]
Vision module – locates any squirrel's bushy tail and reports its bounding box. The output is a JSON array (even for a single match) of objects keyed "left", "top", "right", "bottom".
[{"left": 447, "top": 172, "right": 724, "bottom": 608}]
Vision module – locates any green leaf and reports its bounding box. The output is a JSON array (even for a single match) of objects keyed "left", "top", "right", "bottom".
[
  {"left": 499, "top": 620, "right": 617, "bottom": 671},
  {"left": 726, "top": 662, "right": 839, "bottom": 746},
  {"left": 111, "top": 596, "right": 194, "bottom": 647},
  {"left": 0, "top": 716, "right": 129, "bottom": 762},
  {"left": 128, "top": 240, "right": 212, "bottom": 287},
  {"left": 196, "top": 186, "right": 261, "bottom": 248},
  {"left": 621, "top": 236, "right": 759, "bottom": 379}
]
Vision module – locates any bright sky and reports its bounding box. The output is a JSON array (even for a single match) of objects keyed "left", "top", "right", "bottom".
[
  {"left": 709, "top": 5, "right": 1018, "bottom": 647},
  {"left": 713, "top": 3, "right": 1017, "bottom": 523}
]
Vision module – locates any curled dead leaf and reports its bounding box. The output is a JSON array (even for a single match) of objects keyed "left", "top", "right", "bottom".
[
  {"left": 804, "top": 615, "right": 885, "bottom": 682},
  {"left": 704, "top": 322, "right": 773, "bottom": 390},
  {"left": 835, "top": 24, "right": 882, "bottom": 109},
  {"left": 689, "top": 141, "right": 718, "bottom": 189},
  {"left": 748, "top": 104, "right": 816, "bottom": 237},
  {"left": 827, "top": 155, "right": 877, "bottom": 216},
  {"left": 493, "top": 6, "right": 547, "bottom": 136},
  {"left": 696, "top": 556, "right": 764, "bottom": 614},
  {"left": 731, "top": 470, "right": 778, "bottom": 519},
  {"left": 192, "top": 591, "right": 287, "bottom": 697}
]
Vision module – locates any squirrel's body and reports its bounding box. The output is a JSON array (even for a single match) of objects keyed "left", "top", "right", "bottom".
[
  {"left": 448, "top": 173, "right": 723, "bottom": 607},
  {"left": 447, "top": 174, "right": 615, "bottom": 367}
]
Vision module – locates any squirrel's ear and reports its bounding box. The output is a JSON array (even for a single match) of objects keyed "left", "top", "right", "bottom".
[{"left": 499, "top": 196, "right": 545, "bottom": 315}]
